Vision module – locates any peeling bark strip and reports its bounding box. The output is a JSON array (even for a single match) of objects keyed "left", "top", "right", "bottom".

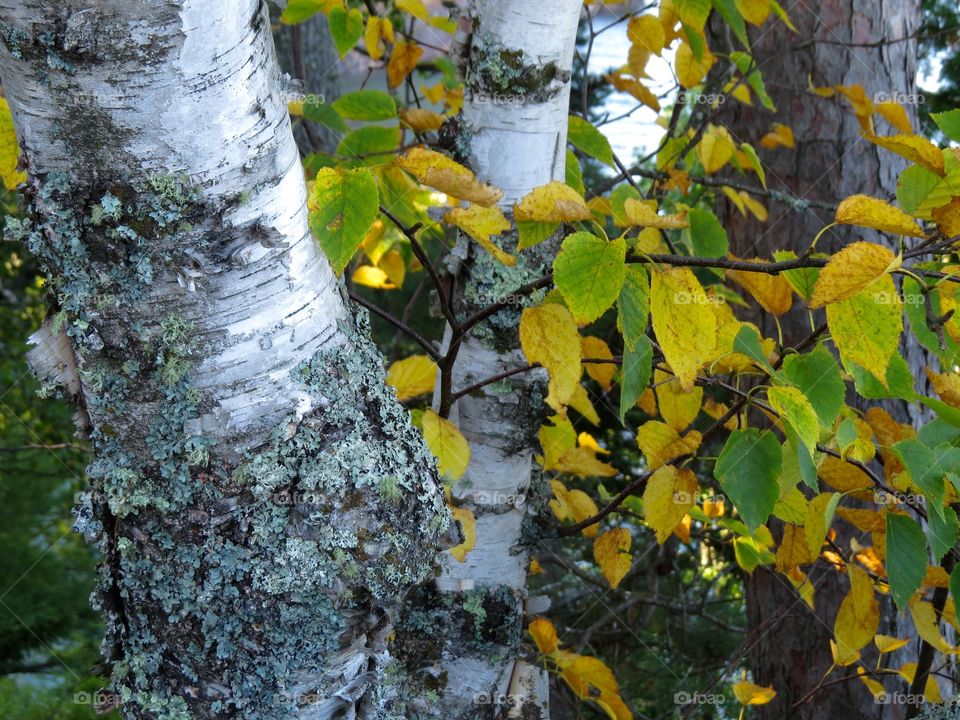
[
  {"left": 393, "top": 2, "right": 583, "bottom": 718},
  {"left": 0, "top": 2, "right": 448, "bottom": 718}
]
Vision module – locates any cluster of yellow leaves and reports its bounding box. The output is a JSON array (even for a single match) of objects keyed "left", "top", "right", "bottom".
[
  {"left": 808, "top": 81, "right": 912, "bottom": 135},
  {"left": 529, "top": 618, "right": 633, "bottom": 720}
]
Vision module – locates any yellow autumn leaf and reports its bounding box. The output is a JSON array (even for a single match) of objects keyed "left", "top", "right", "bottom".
[
  {"left": 737, "top": 0, "right": 771, "bottom": 25},
  {"left": 387, "top": 39, "right": 423, "bottom": 88},
  {"left": 932, "top": 197, "right": 960, "bottom": 238},
  {"left": 593, "top": 527, "right": 632, "bottom": 588},
  {"left": 875, "top": 100, "right": 912, "bottom": 134},
  {"left": 520, "top": 305, "right": 582, "bottom": 411},
  {"left": 581, "top": 336, "right": 616, "bottom": 390},
  {"left": 385, "top": 354, "right": 437, "bottom": 400},
  {"left": 399, "top": 107, "right": 445, "bottom": 131},
  {"left": 352, "top": 264, "right": 397, "bottom": 290},
  {"left": 727, "top": 260, "right": 794, "bottom": 316},
  {"left": 540, "top": 416, "right": 577, "bottom": 470},
  {"left": 810, "top": 241, "right": 901, "bottom": 308},
  {"left": 864, "top": 132, "right": 945, "bottom": 176},
  {"left": 449, "top": 505, "right": 476, "bottom": 562},
  {"left": 675, "top": 40, "right": 715, "bottom": 89},
  {"left": 833, "top": 565, "right": 880, "bottom": 665},
  {"left": 636, "top": 421, "right": 702, "bottom": 469},
  {"left": 622, "top": 199, "right": 689, "bottom": 228},
  {"left": 926, "top": 368, "right": 960, "bottom": 408},
  {"left": 804, "top": 492, "right": 836, "bottom": 559},
  {"left": 733, "top": 680, "right": 777, "bottom": 705},
  {"left": 396, "top": 0, "right": 429, "bottom": 20},
  {"left": 759, "top": 122, "right": 795, "bottom": 149},
  {"left": 444, "top": 204, "right": 515, "bottom": 265},
  {"left": 650, "top": 266, "right": 718, "bottom": 390},
  {"left": 653, "top": 368, "right": 702, "bottom": 431},
  {"left": 642, "top": 465, "right": 697, "bottom": 543},
  {"left": 874, "top": 634, "right": 909, "bottom": 654},
  {"left": 607, "top": 73, "right": 661, "bottom": 112},
  {"left": 628, "top": 14, "right": 665, "bottom": 54},
  {"left": 741, "top": 192, "right": 768, "bottom": 221},
  {"left": 834, "top": 195, "right": 924, "bottom": 237},
  {"left": 364, "top": 16, "right": 392, "bottom": 60},
  {"left": 378, "top": 249, "right": 405, "bottom": 287},
  {"left": 0, "top": 98, "right": 25, "bottom": 191},
  {"left": 529, "top": 617, "right": 558, "bottom": 654},
  {"left": 567, "top": 489, "right": 601, "bottom": 537},
  {"left": 421, "top": 409, "right": 470, "bottom": 480},
  {"left": 908, "top": 597, "right": 955, "bottom": 653},
  {"left": 554, "top": 446, "right": 617, "bottom": 478},
  {"left": 514, "top": 181, "right": 592, "bottom": 223},
  {"left": 775, "top": 524, "right": 815, "bottom": 572},
  {"left": 698, "top": 124, "right": 735, "bottom": 174},
  {"left": 397, "top": 147, "right": 502, "bottom": 206}
]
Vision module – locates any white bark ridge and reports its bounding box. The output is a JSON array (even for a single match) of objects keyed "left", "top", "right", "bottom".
[
  {"left": 0, "top": 2, "right": 448, "bottom": 719},
  {"left": 393, "top": 2, "right": 583, "bottom": 718}
]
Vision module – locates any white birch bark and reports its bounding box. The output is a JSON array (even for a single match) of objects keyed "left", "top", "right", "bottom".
[
  {"left": 0, "top": 2, "right": 447, "bottom": 718},
  {"left": 413, "top": 2, "right": 584, "bottom": 717}
]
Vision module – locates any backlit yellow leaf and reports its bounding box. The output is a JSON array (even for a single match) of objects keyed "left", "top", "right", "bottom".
[
  {"left": 932, "top": 198, "right": 960, "bottom": 238},
  {"left": 834, "top": 565, "right": 879, "bottom": 665},
  {"left": 834, "top": 195, "right": 924, "bottom": 237},
  {"left": 864, "top": 132, "right": 945, "bottom": 176},
  {"left": 654, "top": 368, "right": 702, "bottom": 431},
  {"left": 727, "top": 260, "right": 794, "bottom": 316},
  {"left": 908, "top": 597, "right": 954, "bottom": 653},
  {"left": 387, "top": 40, "right": 423, "bottom": 88},
  {"left": 826, "top": 275, "right": 903, "bottom": 384},
  {"left": 352, "top": 264, "right": 397, "bottom": 290},
  {"left": 736, "top": 0, "right": 771, "bottom": 25},
  {"left": 636, "top": 421, "right": 702, "bottom": 469},
  {"left": 581, "top": 336, "right": 616, "bottom": 390},
  {"left": 759, "top": 122, "right": 794, "bottom": 150},
  {"left": 399, "top": 107, "right": 445, "bottom": 131},
  {"left": 398, "top": 147, "right": 502, "bottom": 206},
  {"left": 643, "top": 465, "right": 697, "bottom": 543},
  {"left": 628, "top": 14, "right": 665, "bottom": 54},
  {"left": 529, "top": 617, "right": 558, "bottom": 654},
  {"left": 386, "top": 354, "right": 437, "bottom": 400},
  {"left": 514, "top": 181, "right": 592, "bottom": 223},
  {"left": 422, "top": 409, "right": 470, "bottom": 480},
  {"left": 650, "top": 266, "right": 718, "bottom": 390},
  {"left": 675, "top": 40, "right": 715, "bottom": 89},
  {"left": 810, "top": 241, "right": 901, "bottom": 307},
  {"left": 623, "top": 199, "right": 689, "bottom": 228},
  {"left": 698, "top": 124, "right": 736, "bottom": 174},
  {"left": 520, "top": 305, "right": 582, "bottom": 411},
  {"left": 733, "top": 680, "right": 776, "bottom": 705},
  {"left": 593, "top": 527, "right": 632, "bottom": 588},
  {"left": 874, "top": 634, "right": 909, "bottom": 653}
]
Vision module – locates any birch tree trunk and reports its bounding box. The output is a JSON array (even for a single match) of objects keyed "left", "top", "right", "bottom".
[
  {"left": 391, "top": 2, "right": 583, "bottom": 718},
  {"left": 709, "top": 2, "right": 928, "bottom": 717},
  {"left": 0, "top": 2, "right": 448, "bottom": 718}
]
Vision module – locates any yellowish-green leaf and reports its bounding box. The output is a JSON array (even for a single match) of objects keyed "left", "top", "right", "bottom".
[
  {"left": 826, "top": 275, "right": 902, "bottom": 385},
  {"left": 623, "top": 199, "right": 689, "bottom": 228},
  {"left": 553, "top": 233, "right": 626, "bottom": 323},
  {"left": 0, "top": 98, "right": 25, "bottom": 191},
  {"left": 308, "top": 167, "right": 379, "bottom": 275},
  {"left": 864, "top": 132, "right": 945, "bottom": 176},
  {"left": 810, "top": 240, "right": 902, "bottom": 308},
  {"left": 445, "top": 204, "right": 515, "bottom": 265},
  {"left": 514, "top": 181, "right": 592, "bottom": 223},
  {"left": 767, "top": 385, "right": 820, "bottom": 453}
]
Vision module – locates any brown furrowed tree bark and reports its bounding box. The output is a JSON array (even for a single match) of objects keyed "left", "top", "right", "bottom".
[{"left": 708, "top": 3, "right": 932, "bottom": 718}]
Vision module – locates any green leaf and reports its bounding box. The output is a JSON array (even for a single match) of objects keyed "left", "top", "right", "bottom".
[
  {"left": 715, "top": 429, "right": 781, "bottom": 531},
  {"left": 711, "top": 0, "right": 750, "bottom": 48},
  {"left": 329, "top": 6, "right": 364, "bottom": 57},
  {"left": 897, "top": 164, "right": 942, "bottom": 215},
  {"left": 281, "top": 0, "right": 328, "bottom": 24},
  {"left": 932, "top": 109, "right": 960, "bottom": 142},
  {"left": 851, "top": 355, "right": 916, "bottom": 402},
  {"left": 618, "top": 265, "right": 650, "bottom": 351},
  {"left": 336, "top": 126, "right": 399, "bottom": 164},
  {"left": 903, "top": 276, "right": 958, "bottom": 364},
  {"left": 308, "top": 167, "right": 379, "bottom": 275},
  {"left": 611, "top": 184, "right": 642, "bottom": 227},
  {"left": 686, "top": 208, "right": 729, "bottom": 258},
  {"left": 885, "top": 513, "right": 928, "bottom": 612},
  {"left": 929, "top": 506, "right": 958, "bottom": 565},
  {"left": 781, "top": 346, "right": 844, "bottom": 427},
  {"left": 517, "top": 221, "right": 559, "bottom": 251},
  {"left": 567, "top": 115, "right": 614, "bottom": 167},
  {"left": 730, "top": 52, "right": 776, "bottom": 111},
  {"left": 565, "top": 149, "right": 585, "bottom": 195},
  {"left": 892, "top": 439, "right": 950, "bottom": 515},
  {"left": 674, "top": 0, "right": 712, "bottom": 31},
  {"left": 619, "top": 336, "right": 652, "bottom": 421},
  {"left": 921, "top": 396, "right": 960, "bottom": 428},
  {"left": 773, "top": 250, "right": 821, "bottom": 301},
  {"left": 302, "top": 98, "right": 349, "bottom": 134},
  {"left": 553, "top": 233, "right": 626, "bottom": 324},
  {"left": 733, "top": 325, "right": 775, "bottom": 374},
  {"left": 332, "top": 90, "right": 398, "bottom": 121}
]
